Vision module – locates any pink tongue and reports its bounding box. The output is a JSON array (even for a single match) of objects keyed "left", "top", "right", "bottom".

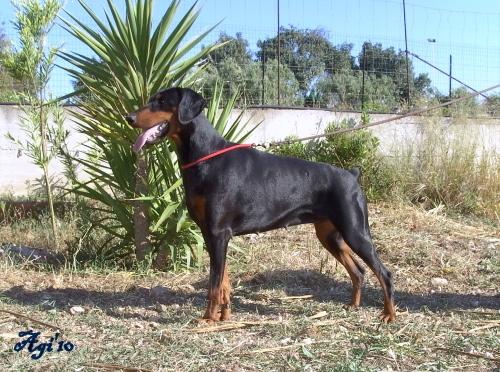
[{"left": 132, "top": 125, "right": 160, "bottom": 153}]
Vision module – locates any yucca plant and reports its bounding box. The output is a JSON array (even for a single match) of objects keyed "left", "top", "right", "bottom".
[{"left": 59, "top": 0, "right": 257, "bottom": 268}]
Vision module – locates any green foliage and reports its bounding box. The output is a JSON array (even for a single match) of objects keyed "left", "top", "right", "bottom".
[
  {"left": 447, "top": 87, "right": 480, "bottom": 117},
  {"left": 1, "top": 0, "right": 65, "bottom": 248},
  {"left": 198, "top": 57, "right": 301, "bottom": 106},
  {"left": 358, "top": 42, "right": 431, "bottom": 104},
  {"left": 318, "top": 121, "right": 379, "bottom": 169},
  {"left": 0, "top": 25, "right": 23, "bottom": 102},
  {"left": 316, "top": 70, "right": 399, "bottom": 111},
  {"left": 6, "top": 98, "right": 66, "bottom": 169},
  {"left": 272, "top": 119, "right": 393, "bottom": 200},
  {"left": 61, "top": 1, "right": 256, "bottom": 269},
  {"left": 484, "top": 93, "right": 500, "bottom": 116},
  {"left": 2, "top": 0, "right": 61, "bottom": 94},
  {"left": 207, "top": 32, "right": 252, "bottom": 66},
  {"left": 198, "top": 32, "right": 301, "bottom": 105},
  {"left": 192, "top": 28, "right": 499, "bottom": 117},
  {"left": 257, "top": 26, "right": 355, "bottom": 94},
  {"left": 249, "top": 59, "right": 301, "bottom": 105},
  {"left": 208, "top": 31, "right": 435, "bottom": 110}
]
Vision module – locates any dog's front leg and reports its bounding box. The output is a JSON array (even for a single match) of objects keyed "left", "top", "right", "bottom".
[{"left": 203, "top": 231, "right": 231, "bottom": 322}]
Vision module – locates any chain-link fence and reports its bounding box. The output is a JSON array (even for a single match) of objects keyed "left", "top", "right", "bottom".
[{"left": 1, "top": 0, "right": 499, "bottom": 115}]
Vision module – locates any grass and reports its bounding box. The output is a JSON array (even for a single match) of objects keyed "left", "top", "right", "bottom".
[
  {"left": 0, "top": 202, "right": 498, "bottom": 371},
  {"left": 388, "top": 116, "right": 500, "bottom": 220}
]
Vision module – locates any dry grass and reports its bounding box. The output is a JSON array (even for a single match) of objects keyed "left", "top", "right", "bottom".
[
  {"left": 390, "top": 117, "right": 500, "bottom": 220},
  {"left": 0, "top": 213, "right": 81, "bottom": 253},
  {"left": 0, "top": 202, "right": 499, "bottom": 371}
]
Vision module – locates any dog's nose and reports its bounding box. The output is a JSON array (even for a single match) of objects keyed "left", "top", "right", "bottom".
[{"left": 125, "top": 113, "right": 136, "bottom": 126}]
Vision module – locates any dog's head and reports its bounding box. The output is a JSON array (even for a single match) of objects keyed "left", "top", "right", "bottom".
[{"left": 126, "top": 87, "right": 206, "bottom": 152}]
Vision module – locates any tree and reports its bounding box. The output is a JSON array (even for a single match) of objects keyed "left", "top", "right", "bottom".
[
  {"left": 198, "top": 57, "right": 301, "bottom": 106},
  {"left": 199, "top": 57, "right": 247, "bottom": 102},
  {"left": 0, "top": 24, "right": 24, "bottom": 102},
  {"left": 257, "top": 26, "right": 355, "bottom": 95},
  {"left": 2, "top": 0, "right": 65, "bottom": 248},
  {"left": 199, "top": 32, "right": 301, "bottom": 105},
  {"left": 484, "top": 93, "right": 500, "bottom": 116},
  {"left": 448, "top": 87, "right": 480, "bottom": 117},
  {"left": 207, "top": 32, "right": 252, "bottom": 66},
  {"left": 200, "top": 29, "right": 437, "bottom": 111},
  {"left": 358, "top": 42, "right": 431, "bottom": 104},
  {"left": 61, "top": 0, "right": 215, "bottom": 264},
  {"left": 316, "top": 69, "right": 398, "bottom": 111},
  {"left": 247, "top": 59, "right": 301, "bottom": 105}
]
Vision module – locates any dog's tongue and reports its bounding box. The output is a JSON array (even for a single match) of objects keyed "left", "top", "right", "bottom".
[{"left": 132, "top": 125, "right": 160, "bottom": 153}]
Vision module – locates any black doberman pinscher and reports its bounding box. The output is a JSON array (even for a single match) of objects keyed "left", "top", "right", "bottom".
[{"left": 126, "top": 87, "right": 396, "bottom": 322}]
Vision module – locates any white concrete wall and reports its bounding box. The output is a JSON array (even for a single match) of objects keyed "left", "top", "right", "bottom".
[
  {"left": 1, "top": 105, "right": 499, "bottom": 195},
  {"left": 233, "top": 109, "right": 500, "bottom": 155}
]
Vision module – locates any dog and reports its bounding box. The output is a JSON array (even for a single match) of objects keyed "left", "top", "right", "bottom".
[{"left": 126, "top": 87, "right": 396, "bottom": 322}]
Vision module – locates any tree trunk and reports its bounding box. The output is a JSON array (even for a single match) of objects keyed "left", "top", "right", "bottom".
[{"left": 133, "top": 153, "right": 152, "bottom": 262}]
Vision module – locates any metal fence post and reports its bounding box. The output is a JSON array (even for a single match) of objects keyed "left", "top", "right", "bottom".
[
  {"left": 361, "top": 46, "right": 366, "bottom": 111},
  {"left": 402, "top": 0, "right": 411, "bottom": 106},
  {"left": 261, "top": 52, "right": 265, "bottom": 105},
  {"left": 277, "top": 0, "right": 281, "bottom": 105},
  {"left": 449, "top": 54, "right": 452, "bottom": 98}
]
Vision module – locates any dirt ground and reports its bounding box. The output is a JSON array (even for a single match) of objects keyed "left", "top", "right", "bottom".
[{"left": 0, "top": 202, "right": 498, "bottom": 371}]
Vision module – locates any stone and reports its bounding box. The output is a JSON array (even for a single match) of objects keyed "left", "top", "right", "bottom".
[{"left": 430, "top": 277, "right": 448, "bottom": 288}]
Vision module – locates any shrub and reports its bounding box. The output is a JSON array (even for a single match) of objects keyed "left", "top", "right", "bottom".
[{"left": 272, "top": 118, "right": 394, "bottom": 200}]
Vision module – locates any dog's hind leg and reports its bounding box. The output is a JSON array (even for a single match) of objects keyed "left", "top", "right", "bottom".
[
  {"left": 332, "top": 197, "right": 396, "bottom": 322},
  {"left": 314, "top": 220, "right": 365, "bottom": 308}
]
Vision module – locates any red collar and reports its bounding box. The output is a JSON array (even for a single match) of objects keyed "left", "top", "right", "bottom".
[{"left": 181, "top": 143, "right": 254, "bottom": 170}]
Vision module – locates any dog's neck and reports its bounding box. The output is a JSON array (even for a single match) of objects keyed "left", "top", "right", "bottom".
[{"left": 176, "top": 114, "right": 230, "bottom": 167}]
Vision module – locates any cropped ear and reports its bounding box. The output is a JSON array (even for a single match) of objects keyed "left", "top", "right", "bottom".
[{"left": 177, "top": 88, "right": 206, "bottom": 124}]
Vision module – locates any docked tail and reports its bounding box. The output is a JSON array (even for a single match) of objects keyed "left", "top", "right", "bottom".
[{"left": 348, "top": 167, "right": 360, "bottom": 179}]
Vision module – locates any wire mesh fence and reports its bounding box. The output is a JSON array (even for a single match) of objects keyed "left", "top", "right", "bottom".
[{"left": 0, "top": 0, "right": 499, "bottom": 115}]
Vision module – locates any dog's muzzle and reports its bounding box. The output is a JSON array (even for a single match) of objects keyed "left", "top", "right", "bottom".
[{"left": 132, "top": 121, "right": 170, "bottom": 153}]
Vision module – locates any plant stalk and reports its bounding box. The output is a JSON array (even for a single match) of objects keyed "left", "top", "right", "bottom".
[{"left": 39, "top": 97, "right": 59, "bottom": 249}]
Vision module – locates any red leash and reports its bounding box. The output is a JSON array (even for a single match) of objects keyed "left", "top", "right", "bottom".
[{"left": 181, "top": 143, "right": 254, "bottom": 170}]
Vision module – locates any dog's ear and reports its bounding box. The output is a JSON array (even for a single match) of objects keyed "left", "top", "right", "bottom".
[{"left": 178, "top": 88, "right": 206, "bottom": 124}]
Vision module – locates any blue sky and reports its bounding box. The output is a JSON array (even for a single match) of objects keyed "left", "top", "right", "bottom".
[{"left": 1, "top": 0, "right": 499, "bottom": 98}]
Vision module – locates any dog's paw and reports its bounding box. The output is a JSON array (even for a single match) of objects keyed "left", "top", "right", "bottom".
[
  {"left": 343, "top": 303, "right": 360, "bottom": 311},
  {"left": 379, "top": 312, "right": 396, "bottom": 323},
  {"left": 220, "top": 308, "right": 231, "bottom": 321},
  {"left": 197, "top": 316, "right": 218, "bottom": 324}
]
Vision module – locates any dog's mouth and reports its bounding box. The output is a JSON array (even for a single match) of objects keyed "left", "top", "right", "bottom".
[{"left": 132, "top": 121, "right": 169, "bottom": 153}]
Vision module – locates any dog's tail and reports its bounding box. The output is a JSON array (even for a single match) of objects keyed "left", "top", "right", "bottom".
[{"left": 348, "top": 167, "right": 360, "bottom": 179}]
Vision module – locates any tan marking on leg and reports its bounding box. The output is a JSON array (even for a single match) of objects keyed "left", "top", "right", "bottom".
[
  {"left": 314, "top": 220, "right": 364, "bottom": 307},
  {"left": 375, "top": 272, "right": 396, "bottom": 322},
  {"left": 202, "top": 266, "right": 230, "bottom": 322},
  {"left": 203, "top": 287, "right": 220, "bottom": 322},
  {"left": 220, "top": 264, "right": 231, "bottom": 321}
]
